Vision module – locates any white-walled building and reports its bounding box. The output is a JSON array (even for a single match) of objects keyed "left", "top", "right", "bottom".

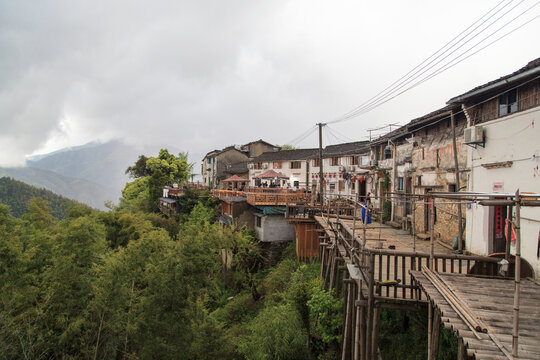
[
  {"left": 448, "top": 58, "right": 540, "bottom": 278},
  {"left": 249, "top": 149, "right": 318, "bottom": 188},
  {"left": 308, "top": 141, "right": 372, "bottom": 199}
]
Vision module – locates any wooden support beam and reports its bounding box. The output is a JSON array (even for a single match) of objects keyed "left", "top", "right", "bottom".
[
  {"left": 430, "top": 307, "right": 441, "bottom": 360},
  {"left": 371, "top": 306, "right": 381, "bottom": 360}
]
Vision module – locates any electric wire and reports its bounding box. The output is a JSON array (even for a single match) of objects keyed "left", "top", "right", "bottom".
[
  {"left": 327, "top": 0, "right": 539, "bottom": 124},
  {"left": 330, "top": 0, "right": 517, "bottom": 124}
]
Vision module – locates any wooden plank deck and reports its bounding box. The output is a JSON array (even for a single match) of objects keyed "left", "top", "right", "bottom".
[{"left": 411, "top": 271, "right": 540, "bottom": 360}]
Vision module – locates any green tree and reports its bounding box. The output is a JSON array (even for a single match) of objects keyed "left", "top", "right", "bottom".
[
  {"left": 238, "top": 304, "right": 308, "bottom": 360},
  {"left": 123, "top": 150, "right": 191, "bottom": 212}
]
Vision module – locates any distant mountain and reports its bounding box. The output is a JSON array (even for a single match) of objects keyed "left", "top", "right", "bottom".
[
  {"left": 0, "top": 177, "right": 82, "bottom": 219},
  {"left": 2, "top": 140, "right": 185, "bottom": 210},
  {"left": 27, "top": 140, "right": 135, "bottom": 192},
  {"left": 0, "top": 167, "right": 117, "bottom": 210}
]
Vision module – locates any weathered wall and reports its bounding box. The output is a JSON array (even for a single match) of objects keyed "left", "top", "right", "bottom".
[
  {"left": 216, "top": 150, "right": 249, "bottom": 183},
  {"left": 466, "top": 106, "right": 540, "bottom": 278},
  {"left": 254, "top": 214, "right": 296, "bottom": 242}
]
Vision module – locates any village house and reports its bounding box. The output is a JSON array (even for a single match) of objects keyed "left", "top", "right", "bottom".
[
  {"left": 309, "top": 141, "right": 371, "bottom": 199},
  {"left": 447, "top": 58, "right": 540, "bottom": 276},
  {"left": 201, "top": 140, "right": 278, "bottom": 188},
  {"left": 248, "top": 148, "right": 318, "bottom": 188}
]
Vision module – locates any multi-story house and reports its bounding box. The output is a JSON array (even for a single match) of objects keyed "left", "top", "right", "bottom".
[
  {"left": 202, "top": 140, "right": 279, "bottom": 188},
  {"left": 309, "top": 141, "right": 371, "bottom": 199},
  {"left": 249, "top": 149, "right": 319, "bottom": 188},
  {"left": 447, "top": 58, "right": 540, "bottom": 276}
]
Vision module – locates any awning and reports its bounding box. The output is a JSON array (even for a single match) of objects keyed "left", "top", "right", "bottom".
[
  {"left": 222, "top": 174, "right": 249, "bottom": 182},
  {"left": 253, "top": 169, "right": 289, "bottom": 179}
]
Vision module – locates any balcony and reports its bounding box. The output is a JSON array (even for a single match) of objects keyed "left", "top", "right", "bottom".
[{"left": 244, "top": 188, "right": 310, "bottom": 206}]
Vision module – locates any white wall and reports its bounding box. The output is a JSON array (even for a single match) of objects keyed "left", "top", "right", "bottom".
[{"left": 466, "top": 106, "right": 540, "bottom": 278}]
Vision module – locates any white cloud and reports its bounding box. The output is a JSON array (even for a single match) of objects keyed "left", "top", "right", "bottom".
[{"left": 0, "top": 0, "right": 539, "bottom": 167}]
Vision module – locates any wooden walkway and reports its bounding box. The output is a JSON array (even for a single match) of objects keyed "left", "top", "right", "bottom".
[{"left": 411, "top": 271, "right": 540, "bottom": 360}]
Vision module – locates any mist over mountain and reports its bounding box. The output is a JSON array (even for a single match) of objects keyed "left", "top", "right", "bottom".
[
  {"left": 27, "top": 140, "right": 135, "bottom": 191},
  {"left": 1, "top": 140, "right": 183, "bottom": 210},
  {"left": 0, "top": 167, "right": 117, "bottom": 210}
]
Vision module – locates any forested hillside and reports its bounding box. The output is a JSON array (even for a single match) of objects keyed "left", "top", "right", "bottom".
[
  {"left": 0, "top": 149, "right": 343, "bottom": 359},
  {"left": 0, "top": 149, "right": 453, "bottom": 359},
  {"left": 0, "top": 177, "right": 81, "bottom": 219},
  {"left": 0, "top": 167, "right": 117, "bottom": 210}
]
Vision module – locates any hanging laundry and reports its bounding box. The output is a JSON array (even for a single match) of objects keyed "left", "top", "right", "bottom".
[{"left": 504, "top": 218, "right": 516, "bottom": 242}]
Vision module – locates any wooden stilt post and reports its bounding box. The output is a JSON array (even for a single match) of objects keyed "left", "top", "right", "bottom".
[
  {"left": 371, "top": 306, "right": 380, "bottom": 360},
  {"left": 341, "top": 281, "right": 352, "bottom": 360},
  {"left": 429, "top": 196, "right": 435, "bottom": 269},
  {"left": 430, "top": 307, "right": 441, "bottom": 360},
  {"left": 427, "top": 303, "right": 432, "bottom": 359},
  {"left": 457, "top": 339, "right": 467, "bottom": 360},
  {"left": 512, "top": 190, "right": 521, "bottom": 358},
  {"left": 359, "top": 302, "right": 366, "bottom": 360},
  {"left": 365, "top": 254, "right": 375, "bottom": 360}
]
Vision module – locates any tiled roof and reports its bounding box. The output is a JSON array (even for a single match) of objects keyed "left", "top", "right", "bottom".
[
  {"left": 251, "top": 148, "right": 319, "bottom": 162},
  {"left": 320, "top": 141, "right": 370, "bottom": 157},
  {"left": 447, "top": 57, "right": 540, "bottom": 104}
]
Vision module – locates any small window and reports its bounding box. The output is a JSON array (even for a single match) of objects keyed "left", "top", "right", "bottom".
[
  {"left": 384, "top": 145, "right": 392, "bottom": 160},
  {"left": 273, "top": 162, "right": 282, "bottom": 169},
  {"left": 290, "top": 161, "right": 301, "bottom": 169},
  {"left": 254, "top": 162, "right": 263, "bottom": 170},
  {"left": 256, "top": 216, "right": 262, "bottom": 227},
  {"left": 312, "top": 158, "right": 320, "bottom": 167},
  {"left": 350, "top": 156, "right": 359, "bottom": 166},
  {"left": 331, "top": 157, "right": 340, "bottom": 166},
  {"left": 293, "top": 180, "right": 300, "bottom": 187},
  {"left": 339, "top": 180, "right": 345, "bottom": 191},
  {"left": 499, "top": 89, "right": 517, "bottom": 116},
  {"left": 448, "top": 184, "right": 457, "bottom": 192},
  {"left": 207, "top": 158, "right": 211, "bottom": 164},
  {"left": 417, "top": 176, "right": 422, "bottom": 186},
  {"left": 398, "top": 177, "right": 404, "bottom": 191},
  {"left": 436, "top": 149, "right": 440, "bottom": 168},
  {"left": 329, "top": 183, "right": 336, "bottom": 192},
  {"left": 422, "top": 148, "right": 425, "bottom": 160}
]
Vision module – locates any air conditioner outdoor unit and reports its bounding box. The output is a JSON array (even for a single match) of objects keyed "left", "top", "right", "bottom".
[
  {"left": 464, "top": 125, "right": 484, "bottom": 145},
  {"left": 262, "top": 163, "right": 268, "bottom": 169}
]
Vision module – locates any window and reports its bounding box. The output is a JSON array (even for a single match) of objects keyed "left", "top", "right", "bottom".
[
  {"left": 312, "top": 158, "right": 320, "bottom": 167},
  {"left": 207, "top": 157, "right": 212, "bottom": 164},
  {"left": 417, "top": 176, "right": 422, "bottom": 186},
  {"left": 350, "top": 156, "right": 359, "bottom": 166},
  {"left": 254, "top": 162, "right": 263, "bottom": 170},
  {"left": 293, "top": 180, "right": 299, "bottom": 187},
  {"left": 273, "top": 162, "right": 282, "bottom": 169},
  {"left": 448, "top": 184, "right": 457, "bottom": 192},
  {"left": 398, "top": 177, "right": 404, "bottom": 191},
  {"left": 331, "top": 157, "right": 340, "bottom": 166},
  {"left": 499, "top": 89, "right": 517, "bottom": 116},
  {"left": 290, "top": 161, "right": 301, "bottom": 169},
  {"left": 339, "top": 180, "right": 345, "bottom": 191},
  {"left": 256, "top": 216, "right": 262, "bottom": 227},
  {"left": 436, "top": 149, "right": 440, "bottom": 168},
  {"left": 383, "top": 145, "right": 392, "bottom": 160},
  {"left": 329, "top": 183, "right": 336, "bottom": 192}
]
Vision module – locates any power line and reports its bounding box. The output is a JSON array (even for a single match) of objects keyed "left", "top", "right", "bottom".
[
  {"left": 327, "top": 0, "right": 539, "bottom": 124},
  {"left": 330, "top": 0, "right": 516, "bottom": 124}
]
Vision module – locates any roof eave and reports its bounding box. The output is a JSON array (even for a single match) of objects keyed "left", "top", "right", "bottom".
[{"left": 447, "top": 66, "right": 540, "bottom": 105}]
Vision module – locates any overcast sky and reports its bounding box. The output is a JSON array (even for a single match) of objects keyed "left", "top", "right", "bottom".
[{"left": 1, "top": 0, "right": 539, "bottom": 169}]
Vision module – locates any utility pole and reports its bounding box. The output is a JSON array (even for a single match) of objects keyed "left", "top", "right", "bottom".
[
  {"left": 318, "top": 123, "right": 325, "bottom": 204},
  {"left": 451, "top": 111, "right": 463, "bottom": 252}
]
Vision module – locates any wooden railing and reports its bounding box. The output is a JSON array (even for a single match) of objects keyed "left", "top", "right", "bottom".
[
  {"left": 244, "top": 187, "right": 306, "bottom": 194},
  {"left": 245, "top": 191, "right": 310, "bottom": 206},
  {"left": 286, "top": 204, "right": 356, "bottom": 219},
  {"left": 333, "top": 221, "right": 501, "bottom": 302},
  {"left": 212, "top": 189, "right": 246, "bottom": 198}
]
